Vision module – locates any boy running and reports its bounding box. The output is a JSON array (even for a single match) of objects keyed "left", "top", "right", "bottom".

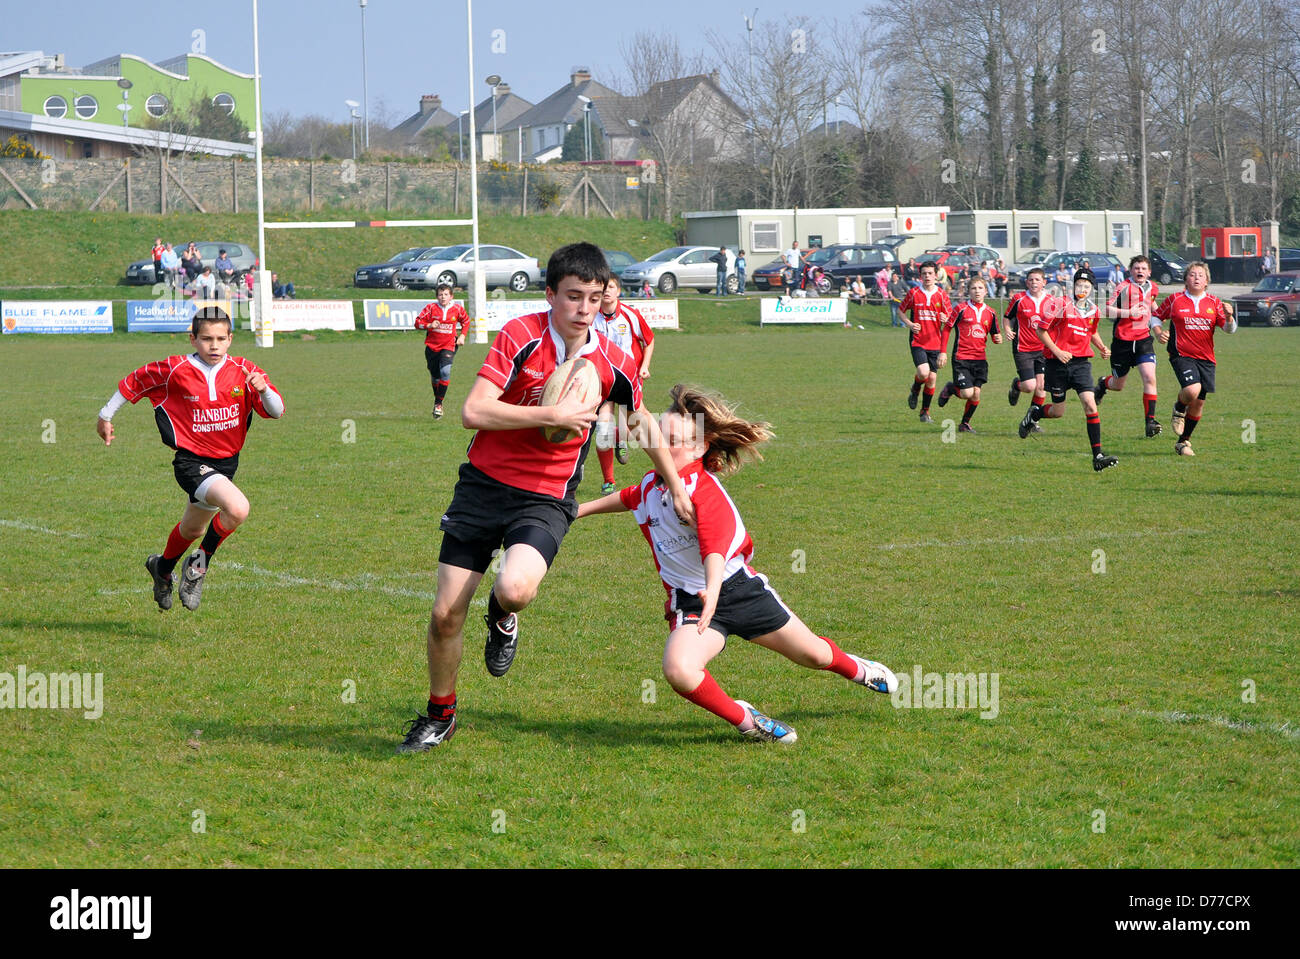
[
  {"left": 1018, "top": 269, "right": 1118, "bottom": 470},
  {"left": 1096, "top": 254, "right": 1163, "bottom": 437},
  {"left": 95, "top": 306, "right": 285, "bottom": 611},
  {"left": 899, "top": 261, "right": 952, "bottom": 423},
  {"left": 1152, "top": 261, "right": 1237, "bottom": 456},
  {"left": 576, "top": 385, "right": 898, "bottom": 745},
  {"left": 397, "top": 243, "right": 692, "bottom": 753},
  {"left": 1002, "top": 267, "right": 1055, "bottom": 430},
  {"left": 413, "top": 282, "right": 471, "bottom": 419},
  {"left": 592, "top": 276, "right": 656, "bottom": 492},
  {"left": 936, "top": 276, "right": 1002, "bottom": 432}
]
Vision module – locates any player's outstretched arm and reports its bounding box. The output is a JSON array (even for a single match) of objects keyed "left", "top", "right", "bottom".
[
  {"left": 96, "top": 389, "right": 128, "bottom": 446},
  {"left": 96, "top": 418, "right": 114, "bottom": 446},
  {"left": 576, "top": 492, "right": 629, "bottom": 519}
]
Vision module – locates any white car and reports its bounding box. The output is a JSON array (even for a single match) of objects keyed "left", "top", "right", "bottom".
[
  {"left": 395, "top": 243, "right": 540, "bottom": 292},
  {"left": 620, "top": 246, "right": 738, "bottom": 294}
]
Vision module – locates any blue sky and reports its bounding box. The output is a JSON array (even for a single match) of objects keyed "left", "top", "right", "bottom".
[{"left": 10, "top": 1, "right": 867, "bottom": 129}]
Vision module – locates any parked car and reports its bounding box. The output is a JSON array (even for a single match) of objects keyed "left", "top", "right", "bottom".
[
  {"left": 747, "top": 246, "right": 850, "bottom": 292},
  {"left": 875, "top": 234, "right": 914, "bottom": 254},
  {"left": 1006, "top": 251, "right": 1126, "bottom": 288},
  {"left": 935, "top": 243, "right": 1003, "bottom": 264},
  {"left": 620, "top": 246, "right": 738, "bottom": 294},
  {"left": 1005, "top": 249, "right": 1059, "bottom": 274},
  {"left": 919, "top": 249, "right": 982, "bottom": 282},
  {"left": 1232, "top": 271, "right": 1300, "bottom": 327},
  {"left": 1278, "top": 248, "right": 1300, "bottom": 271},
  {"left": 1148, "top": 249, "right": 1188, "bottom": 285},
  {"left": 819, "top": 244, "right": 899, "bottom": 290},
  {"left": 395, "top": 243, "right": 540, "bottom": 291},
  {"left": 125, "top": 241, "right": 257, "bottom": 285},
  {"left": 354, "top": 247, "right": 442, "bottom": 289}
]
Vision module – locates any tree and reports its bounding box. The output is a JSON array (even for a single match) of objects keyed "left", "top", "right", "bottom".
[
  {"left": 561, "top": 118, "right": 604, "bottom": 161},
  {"left": 1065, "top": 142, "right": 1101, "bottom": 208},
  {"left": 0, "top": 134, "right": 46, "bottom": 158}
]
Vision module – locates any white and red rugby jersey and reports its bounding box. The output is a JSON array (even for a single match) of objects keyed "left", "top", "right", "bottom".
[
  {"left": 469, "top": 311, "right": 641, "bottom": 499},
  {"left": 942, "top": 300, "right": 998, "bottom": 361},
  {"left": 1155, "top": 292, "right": 1231, "bottom": 363},
  {"left": 1006, "top": 290, "right": 1066, "bottom": 353},
  {"left": 1107, "top": 279, "right": 1161, "bottom": 341},
  {"left": 899, "top": 286, "right": 951, "bottom": 350},
  {"left": 594, "top": 302, "right": 654, "bottom": 365},
  {"left": 118, "top": 354, "right": 282, "bottom": 459},
  {"left": 1039, "top": 299, "right": 1101, "bottom": 358},
  {"left": 414, "top": 300, "right": 471, "bottom": 351},
  {"left": 619, "top": 460, "right": 753, "bottom": 598}
]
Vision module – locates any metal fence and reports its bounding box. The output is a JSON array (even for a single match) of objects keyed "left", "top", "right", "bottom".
[{"left": 0, "top": 157, "right": 674, "bottom": 219}]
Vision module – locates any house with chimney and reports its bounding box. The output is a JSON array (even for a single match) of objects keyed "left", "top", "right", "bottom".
[
  {"left": 391, "top": 94, "right": 457, "bottom": 149},
  {"left": 512, "top": 68, "right": 623, "bottom": 163}
]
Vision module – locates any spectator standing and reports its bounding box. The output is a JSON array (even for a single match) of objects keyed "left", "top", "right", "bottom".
[
  {"left": 888, "top": 270, "right": 908, "bottom": 327},
  {"left": 1261, "top": 248, "right": 1274, "bottom": 276},
  {"left": 736, "top": 249, "right": 747, "bottom": 295},
  {"left": 709, "top": 246, "right": 729, "bottom": 296},
  {"left": 874, "top": 265, "right": 891, "bottom": 301},
  {"left": 152, "top": 238, "right": 165, "bottom": 285}
]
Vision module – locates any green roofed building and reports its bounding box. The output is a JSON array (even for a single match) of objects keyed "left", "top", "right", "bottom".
[{"left": 1, "top": 50, "right": 254, "bottom": 158}]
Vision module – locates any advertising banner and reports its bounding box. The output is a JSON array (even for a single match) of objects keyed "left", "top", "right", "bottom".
[
  {"left": 363, "top": 298, "right": 466, "bottom": 330},
  {"left": 268, "top": 300, "right": 356, "bottom": 332},
  {"left": 2, "top": 301, "right": 113, "bottom": 334},
  {"left": 759, "top": 297, "right": 848, "bottom": 325}
]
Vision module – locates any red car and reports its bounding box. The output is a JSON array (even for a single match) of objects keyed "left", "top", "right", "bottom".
[
  {"left": 919, "top": 250, "right": 983, "bottom": 282},
  {"left": 1232, "top": 271, "right": 1300, "bottom": 327}
]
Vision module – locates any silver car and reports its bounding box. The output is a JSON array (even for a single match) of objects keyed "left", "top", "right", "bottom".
[
  {"left": 395, "top": 243, "right": 540, "bottom": 292},
  {"left": 620, "top": 246, "right": 738, "bottom": 295}
]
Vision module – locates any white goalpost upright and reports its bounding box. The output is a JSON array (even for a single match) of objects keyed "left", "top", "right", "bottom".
[{"left": 247, "top": 0, "right": 490, "bottom": 348}]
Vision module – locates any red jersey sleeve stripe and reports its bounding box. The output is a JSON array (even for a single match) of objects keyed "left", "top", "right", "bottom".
[{"left": 693, "top": 472, "right": 745, "bottom": 561}]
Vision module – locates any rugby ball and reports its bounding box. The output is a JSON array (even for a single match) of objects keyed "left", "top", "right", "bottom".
[{"left": 538, "top": 357, "right": 602, "bottom": 443}]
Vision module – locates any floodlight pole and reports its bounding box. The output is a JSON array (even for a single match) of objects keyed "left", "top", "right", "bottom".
[
  {"left": 467, "top": 0, "right": 487, "bottom": 342},
  {"left": 251, "top": 0, "right": 272, "bottom": 348},
  {"left": 360, "top": 0, "right": 370, "bottom": 150}
]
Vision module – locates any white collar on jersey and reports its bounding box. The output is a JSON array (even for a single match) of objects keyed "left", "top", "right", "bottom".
[
  {"left": 186, "top": 353, "right": 229, "bottom": 402},
  {"left": 547, "top": 312, "right": 601, "bottom": 365}
]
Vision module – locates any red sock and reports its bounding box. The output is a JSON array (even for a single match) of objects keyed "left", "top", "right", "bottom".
[
  {"left": 962, "top": 399, "right": 979, "bottom": 424},
  {"left": 597, "top": 446, "right": 615, "bottom": 484},
  {"left": 914, "top": 374, "right": 925, "bottom": 385},
  {"left": 820, "top": 637, "right": 858, "bottom": 680},
  {"left": 1143, "top": 392, "right": 1158, "bottom": 418},
  {"left": 427, "top": 691, "right": 456, "bottom": 719},
  {"left": 1031, "top": 395, "right": 1045, "bottom": 410},
  {"left": 200, "top": 514, "right": 234, "bottom": 561},
  {"left": 678, "top": 670, "right": 745, "bottom": 725},
  {"left": 163, "top": 523, "right": 193, "bottom": 561},
  {"left": 1101, "top": 375, "right": 1114, "bottom": 391}
]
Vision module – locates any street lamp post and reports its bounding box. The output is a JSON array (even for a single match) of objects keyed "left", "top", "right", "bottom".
[
  {"left": 345, "top": 99, "right": 360, "bottom": 161},
  {"left": 116, "top": 77, "right": 132, "bottom": 129},
  {"left": 742, "top": 9, "right": 758, "bottom": 201},
  {"left": 577, "top": 94, "right": 592, "bottom": 162},
  {"left": 485, "top": 74, "right": 501, "bottom": 161},
  {"left": 359, "top": 0, "right": 369, "bottom": 150}
]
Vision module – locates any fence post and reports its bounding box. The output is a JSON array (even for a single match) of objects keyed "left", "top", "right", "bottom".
[
  {"left": 385, "top": 162, "right": 391, "bottom": 211},
  {"left": 125, "top": 157, "right": 132, "bottom": 212},
  {"left": 521, "top": 167, "right": 528, "bottom": 216},
  {"left": 232, "top": 158, "right": 239, "bottom": 213},
  {"left": 159, "top": 154, "right": 166, "bottom": 214},
  {"left": 308, "top": 160, "right": 315, "bottom": 210},
  {"left": 454, "top": 166, "right": 460, "bottom": 216}
]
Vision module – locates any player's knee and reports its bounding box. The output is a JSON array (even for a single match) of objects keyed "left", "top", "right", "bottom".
[
  {"left": 224, "top": 499, "right": 250, "bottom": 528},
  {"left": 179, "top": 519, "right": 208, "bottom": 539},
  {"left": 429, "top": 603, "right": 465, "bottom": 641},
  {"left": 492, "top": 574, "right": 537, "bottom": 611},
  {"left": 661, "top": 656, "right": 701, "bottom": 693}
]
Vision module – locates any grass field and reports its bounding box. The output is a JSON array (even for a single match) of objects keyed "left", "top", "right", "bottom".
[{"left": 1, "top": 300, "right": 1297, "bottom": 867}]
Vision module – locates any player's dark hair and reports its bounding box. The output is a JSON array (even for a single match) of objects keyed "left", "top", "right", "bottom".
[
  {"left": 1027, "top": 267, "right": 1046, "bottom": 279},
  {"left": 605, "top": 274, "right": 621, "bottom": 291},
  {"left": 668, "top": 384, "right": 773, "bottom": 476},
  {"left": 1129, "top": 254, "right": 1150, "bottom": 268},
  {"left": 435, "top": 281, "right": 453, "bottom": 294},
  {"left": 918, "top": 260, "right": 937, "bottom": 273},
  {"left": 192, "top": 305, "right": 232, "bottom": 335},
  {"left": 546, "top": 242, "right": 610, "bottom": 291}
]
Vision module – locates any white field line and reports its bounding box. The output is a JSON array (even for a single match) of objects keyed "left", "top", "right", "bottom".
[
  {"left": 873, "top": 528, "right": 1209, "bottom": 552},
  {"left": 96, "top": 561, "right": 437, "bottom": 601},
  {"left": 1, "top": 519, "right": 87, "bottom": 538},
  {"left": 1137, "top": 709, "right": 1300, "bottom": 742}
]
